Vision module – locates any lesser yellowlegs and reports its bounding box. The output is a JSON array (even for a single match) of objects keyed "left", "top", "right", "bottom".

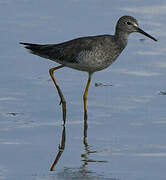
[{"left": 20, "top": 15, "right": 157, "bottom": 124}]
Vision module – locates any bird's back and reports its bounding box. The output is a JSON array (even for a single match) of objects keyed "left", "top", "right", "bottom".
[{"left": 20, "top": 34, "right": 126, "bottom": 72}]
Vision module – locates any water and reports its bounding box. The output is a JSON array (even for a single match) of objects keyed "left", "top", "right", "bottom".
[{"left": 0, "top": 0, "right": 166, "bottom": 179}]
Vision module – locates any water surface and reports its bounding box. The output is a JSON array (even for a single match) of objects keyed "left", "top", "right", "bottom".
[{"left": 0, "top": 0, "right": 166, "bottom": 180}]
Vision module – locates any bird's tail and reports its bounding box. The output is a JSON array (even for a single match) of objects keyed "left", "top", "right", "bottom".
[
  {"left": 20, "top": 42, "right": 43, "bottom": 52},
  {"left": 20, "top": 42, "right": 48, "bottom": 58}
]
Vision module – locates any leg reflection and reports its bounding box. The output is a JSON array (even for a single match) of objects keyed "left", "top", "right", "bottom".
[
  {"left": 81, "top": 113, "right": 107, "bottom": 171},
  {"left": 81, "top": 115, "right": 97, "bottom": 169},
  {"left": 50, "top": 126, "right": 66, "bottom": 171}
]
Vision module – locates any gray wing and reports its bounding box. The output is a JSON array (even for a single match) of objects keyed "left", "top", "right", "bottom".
[{"left": 20, "top": 36, "right": 106, "bottom": 63}]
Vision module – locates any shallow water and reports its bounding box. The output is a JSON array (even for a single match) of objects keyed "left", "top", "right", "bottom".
[{"left": 0, "top": 0, "right": 166, "bottom": 180}]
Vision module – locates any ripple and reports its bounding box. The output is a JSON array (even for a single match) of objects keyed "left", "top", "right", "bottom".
[
  {"left": 0, "top": 97, "right": 18, "bottom": 101},
  {"left": 133, "top": 153, "right": 166, "bottom": 157},
  {"left": 111, "top": 68, "right": 161, "bottom": 77},
  {"left": 0, "top": 139, "right": 30, "bottom": 145},
  {"left": 135, "top": 51, "right": 161, "bottom": 56},
  {"left": 121, "top": 5, "right": 166, "bottom": 15},
  {"left": 0, "top": 166, "right": 7, "bottom": 180}
]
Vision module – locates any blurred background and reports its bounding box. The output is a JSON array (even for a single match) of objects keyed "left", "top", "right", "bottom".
[{"left": 0, "top": 0, "right": 166, "bottom": 180}]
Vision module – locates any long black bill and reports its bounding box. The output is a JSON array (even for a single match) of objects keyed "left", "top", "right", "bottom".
[{"left": 137, "top": 27, "right": 157, "bottom": 41}]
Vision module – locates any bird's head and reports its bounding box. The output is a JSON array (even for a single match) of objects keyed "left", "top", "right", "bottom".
[{"left": 116, "top": 15, "right": 157, "bottom": 41}]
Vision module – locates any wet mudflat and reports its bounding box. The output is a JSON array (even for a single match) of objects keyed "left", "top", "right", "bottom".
[{"left": 0, "top": 0, "right": 166, "bottom": 180}]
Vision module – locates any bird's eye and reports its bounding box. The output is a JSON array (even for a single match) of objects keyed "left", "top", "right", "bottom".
[{"left": 127, "top": 21, "right": 132, "bottom": 25}]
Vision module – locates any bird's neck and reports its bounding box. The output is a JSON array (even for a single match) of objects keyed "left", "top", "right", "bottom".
[{"left": 115, "top": 30, "right": 129, "bottom": 47}]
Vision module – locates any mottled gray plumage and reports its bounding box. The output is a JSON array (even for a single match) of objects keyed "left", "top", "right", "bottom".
[
  {"left": 20, "top": 35, "right": 124, "bottom": 73},
  {"left": 20, "top": 16, "right": 156, "bottom": 74},
  {"left": 20, "top": 15, "right": 157, "bottom": 124}
]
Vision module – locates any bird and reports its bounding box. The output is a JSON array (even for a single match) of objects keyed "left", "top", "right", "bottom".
[{"left": 20, "top": 15, "right": 157, "bottom": 125}]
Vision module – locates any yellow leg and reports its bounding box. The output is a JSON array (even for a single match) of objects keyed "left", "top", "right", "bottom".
[
  {"left": 83, "top": 74, "right": 92, "bottom": 120},
  {"left": 49, "top": 65, "right": 66, "bottom": 125}
]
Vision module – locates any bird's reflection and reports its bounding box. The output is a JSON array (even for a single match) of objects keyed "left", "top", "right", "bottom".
[
  {"left": 81, "top": 114, "right": 108, "bottom": 172},
  {"left": 50, "top": 126, "right": 66, "bottom": 171},
  {"left": 50, "top": 112, "right": 107, "bottom": 171}
]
